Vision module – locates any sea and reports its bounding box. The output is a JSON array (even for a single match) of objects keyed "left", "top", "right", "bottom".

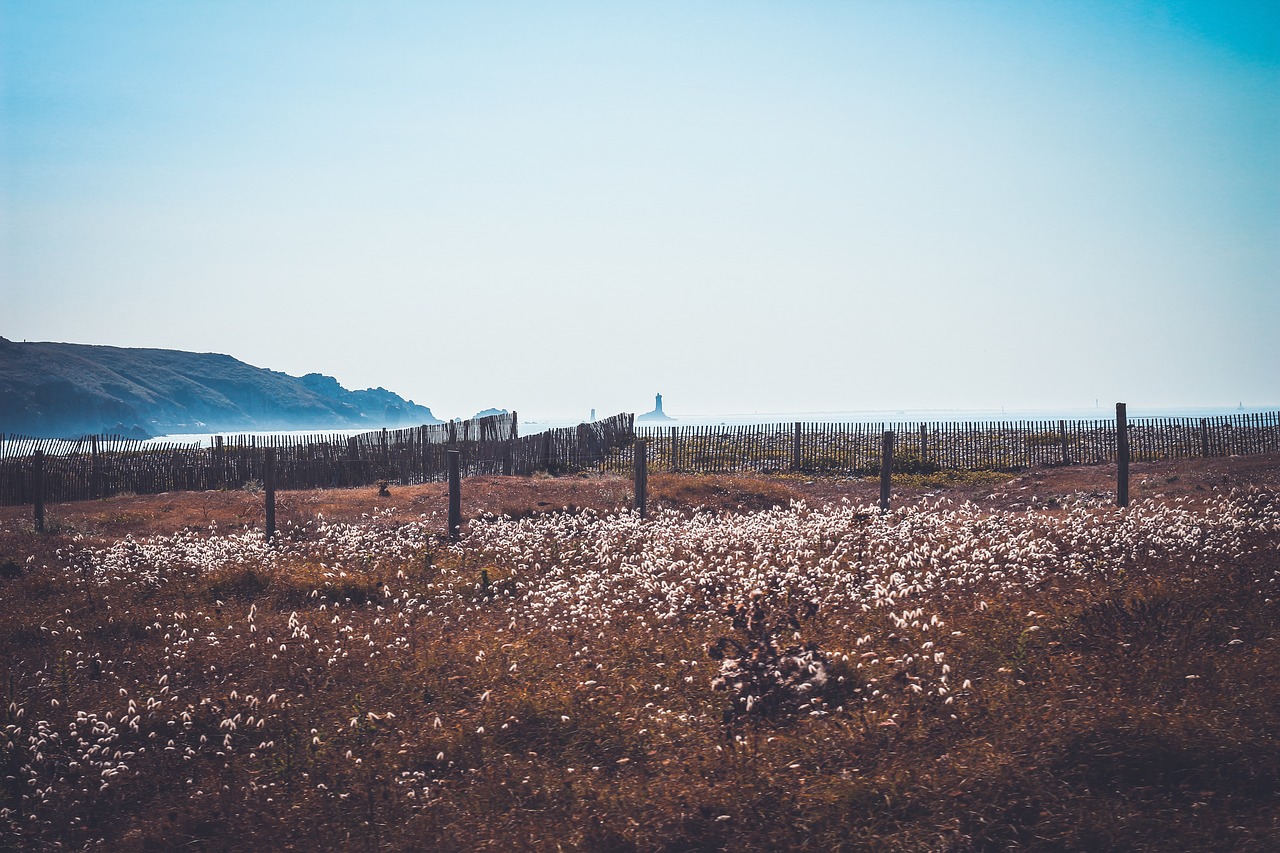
[{"left": 143, "top": 404, "right": 1276, "bottom": 447}]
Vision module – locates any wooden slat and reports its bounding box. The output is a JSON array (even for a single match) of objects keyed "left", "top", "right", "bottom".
[{"left": 5, "top": 411, "right": 1280, "bottom": 506}]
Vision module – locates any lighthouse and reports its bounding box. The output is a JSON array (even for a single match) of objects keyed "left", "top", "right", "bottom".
[{"left": 637, "top": 392, "right": 674, "bottom": 422}]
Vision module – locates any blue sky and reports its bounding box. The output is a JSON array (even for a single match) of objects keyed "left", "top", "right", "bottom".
[{"left": 2, "top": 1, "right": 1277, "bottom": 421}]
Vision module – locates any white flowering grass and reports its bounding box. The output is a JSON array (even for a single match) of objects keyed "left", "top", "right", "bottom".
[{"left": 1, "top": 482, "right": 1278, "bottom": 850}]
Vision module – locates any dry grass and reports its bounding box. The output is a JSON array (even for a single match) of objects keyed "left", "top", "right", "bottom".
[{"left": 1, "top": 461, "right": 1278, "bottom": 851}]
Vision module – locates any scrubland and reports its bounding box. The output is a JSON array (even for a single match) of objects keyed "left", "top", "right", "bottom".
[{"left": 1, "top": 459, "right": 1278, "bottom": 851}]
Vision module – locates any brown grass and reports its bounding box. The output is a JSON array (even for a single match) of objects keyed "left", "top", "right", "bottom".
[{"left": 1, "top": 458, "right": 1278, "bottom": 851}]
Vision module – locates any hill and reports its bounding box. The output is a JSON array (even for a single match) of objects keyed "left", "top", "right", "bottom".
[{"left": 0, "top": 337, "right": 441, "bottom": 437}]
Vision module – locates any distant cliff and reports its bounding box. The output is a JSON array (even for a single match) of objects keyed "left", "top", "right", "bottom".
[{"left": 0, "top": 337, "right": 442, "bottom": 437}]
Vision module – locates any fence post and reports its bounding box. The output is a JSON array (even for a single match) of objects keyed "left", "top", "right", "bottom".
[
  {"left": 919, "top": 423, "right": 928, "bottom": 467},
  {"left": 33, "top": 449, "right": 46, "bottom": 533},
  {"left": 669, "top": 426, "right": 678, "bottom": 472},
  {"left": 420, "top": 427, "right": 429, "bottom": 481},
  {"left": 634, "top": 439, "right": 648, "bottom": 519},
  {"left": 1058, "top": 420, "right": 1069, "bottom": 465},
  {"left": 502, "top": 440, "right": 513, "bottom": 476},
  {"left": 879, "top": 430, "right": 893, "bottom": 512},
  {"left": 90, "top": 436, "right": 101, "bottom": 499},
  {"left": 1199, "top": 418, "right": 1210, "bottom": 458},
  {"left": 212, "top": 436, "right": 223, "bottom": 488},
  {"left": 1116, "top": 403, "right": 1129, "bottom": 508},
  {"left": 264, "top": 448, "right": 277, "bottom": 540},
  {"left": 792, "top": 422, "right": 802, "bottom": 472},
  {"left": 447, "top": 450, "right": 462, "bottom": 539}
]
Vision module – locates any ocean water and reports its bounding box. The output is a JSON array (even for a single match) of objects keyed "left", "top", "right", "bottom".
[
  {"left": 630, "top": 405, "right": 1275, "bottom": 429},
  {"left": 143, "top": 404, "right": 1277, "bottom": 445},
  {"left": 143, "top": 428, "right": 371, "bottom": 448}
]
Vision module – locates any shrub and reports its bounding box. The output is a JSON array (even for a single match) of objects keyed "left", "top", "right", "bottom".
[{"left": 708, "top": 590, "right": 829, "bottom": 728}]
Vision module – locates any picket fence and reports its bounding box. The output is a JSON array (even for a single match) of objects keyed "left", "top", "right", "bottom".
[
  {"left": 2, "top": 410, "right": 1277, "bottom": 507},
  {"left": 0, "top": 413, "right": 632, "bottom": 506},
  {"left": 622, "top": 411, "right": 1280, "bottom": 476}
]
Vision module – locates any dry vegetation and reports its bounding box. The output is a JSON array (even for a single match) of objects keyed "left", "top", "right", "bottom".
[{"left": 1, "top": 457, "right": 1278, "bottom": 851}]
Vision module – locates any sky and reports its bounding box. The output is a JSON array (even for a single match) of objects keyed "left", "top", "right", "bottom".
[{"left": 2, "top": 1, "right": 1277, "bottom": 422}]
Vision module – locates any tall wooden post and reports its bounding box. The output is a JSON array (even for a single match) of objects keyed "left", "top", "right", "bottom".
[
  {"left": 502, "top": 440, "right": 513, "bottom": 477},
  {"left": 1116, "top": 403, "right": 1129, "bottom": 508},
  {"left": 33, "top": 449, "right": 46, "bottom": 533},
  {"left": 1199, "top": 418, "right": 1210, "bottom": 458},
  {"left": 264, "top": 448, "right": 277, "bottom": 540},
  {"left": 669, "top": 426, "right": 678, "bottom": 472},
  {"left": 1058, "top": 419, "right": 1069, "bottom": 465},
  {"left": 447, "top": 450, "right": 462, "bottom": 539},
  {"left": 792, "top": 422, "right": 803, "bottom": 472},
  {"left": 879, "top": 430, "right": 894, "bottom": 512},
  {"left": 634, "top": 439, "right": 648, "bottom": 519},
  {"left": 919, "top": 423, "right": 928, "bottom": 467}
]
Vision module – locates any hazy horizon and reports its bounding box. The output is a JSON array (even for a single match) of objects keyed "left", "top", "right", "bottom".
[
  {"left": 3, "top": 2, "right": 1277, "bottom": 422},
  {"left": 121, "top": 402, "right": 1280, "bottom": 447}
]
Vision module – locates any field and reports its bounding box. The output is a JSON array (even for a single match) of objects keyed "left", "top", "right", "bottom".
[{"left": 2, "top": 457, "right": 1278, "bottom": 851}]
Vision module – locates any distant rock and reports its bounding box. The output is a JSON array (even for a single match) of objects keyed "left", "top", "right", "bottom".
[
  {"left": 108, "top": 424, "right": 154, "bottom": 440},
  {"left": 0, "top": 337, "right": 442, "bottom": 437},
  {"left": 473, "top": 408, "right": 509, "bottom": 419},
  {"left": 69, "top": 423, "right": 153, "bottom": 441},
  {"left": 301, "top": 375, "right": 442, "bottom": 427}
]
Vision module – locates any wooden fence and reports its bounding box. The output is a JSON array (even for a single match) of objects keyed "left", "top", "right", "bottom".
[
  {"left": 0, "top": 412, "right": 635, "bottom": 506},
  {"left": 2, "top": 410, "right": 1278, "bottom": 507},
  {"left": 620, "top": 411, "right": 1280, "bottom": 476}
]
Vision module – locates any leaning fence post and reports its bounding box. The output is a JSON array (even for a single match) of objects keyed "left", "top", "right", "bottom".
[
  {"left": 792, "top": 422, "right": 802, "bottom": 472},
  {"left": 879, "top": 430, "right": 894, "bottom": 512},
  {"left": 264, "top": 448, "right": 277, "bottom": 540},
  {"left": 1058, "top": 419, "right": 1069, "bottom": 465},
  {"left": 447, "top": 450, "right": 462, "bottom": 539},
  {"left": 634, "top": 439, "right": 648, "bottom": 519},
  {"left": 33, "top": 449, "right": 46, "bottom": 533},
  {"left": 1116, "top": 402, "right": 1129, "bottom": 508},
  {"left": 1199, "top": 418, "right": 1210, "bottom": 458}
]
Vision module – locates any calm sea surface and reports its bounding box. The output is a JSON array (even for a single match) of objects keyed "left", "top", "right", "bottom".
[{"left": 144, "top": 405, "right": 1275, "bottom": 446}]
